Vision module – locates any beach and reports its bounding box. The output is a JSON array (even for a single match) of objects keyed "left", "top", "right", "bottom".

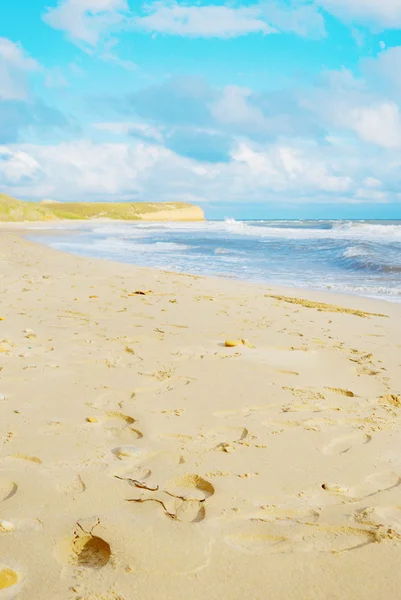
[{"left": 1, "top": 228, "right": 401, "bottom": 600}]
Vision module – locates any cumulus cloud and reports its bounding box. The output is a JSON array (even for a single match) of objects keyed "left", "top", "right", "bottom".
[
  {"left": 0, "top": 38, "right": 39, "bottom": 101},
  {"left": 295, "top": 66, "right": 401, "bottom": 152},
  {"left": 317, "top": 0, "right": 401, "bottom": 30},
  {"left": 261, "top": 2, "right": 326, "bottom": 39},
  {"left": 0, "top": 146, "right": 42, "bottom": 184},
  {"left": 2, "top": 137, "right": 396, "bottom": 205},
  {"left": 350, "top": 103, "right": 401, "bottom": 149},
  {"left": 41, "top": 0, "right": 401, "bottom": 51},
  {"left": 114, "top": 76, "right": 325, "bottom": 160},
  {"left": 43, "top": 0, "right": 328, "bottom": 42},
  {"left": 43, "top": 0, "right": 129, "bottom": 46},
  {"left": 0, "top": 38, "right": 73, "bottom": 143},
  {"left": 134, "top": 2, "right": 275, "bottom": 38},
  {"left": 211, "top": 86, "right": 268, "bottom": 134},
  {"left": 232, "top": 141, "right": 353, "bottom": 194},
  {"left": 133, "top": 1, "right": 328, "bottom": 39},
  {"left": 363, "top": 46, "right": 401, "bottom": 96}
]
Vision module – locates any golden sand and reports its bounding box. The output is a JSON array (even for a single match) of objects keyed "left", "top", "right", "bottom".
[
  {"left": 0, "top": 229, "right": 401, "bottom": 599},
  {"left": 266, "top": 294, "right": 388, "bottom": 318}
]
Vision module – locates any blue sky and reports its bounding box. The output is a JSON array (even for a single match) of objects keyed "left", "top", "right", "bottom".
[{"left": 1, "top": 0, "right": 401, "bottom": 218}]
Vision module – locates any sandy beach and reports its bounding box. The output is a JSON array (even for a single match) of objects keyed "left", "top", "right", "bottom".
[{"left": 1, "top": 228, "right": 401, "bottom": 600}]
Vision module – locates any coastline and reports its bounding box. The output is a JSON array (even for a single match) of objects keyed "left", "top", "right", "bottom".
[
  {"left": 6, "top": 219, "right": 401, "bottom": 308},
  {"left": 1, "top": 229, "right": 401, "bottom": 599}
]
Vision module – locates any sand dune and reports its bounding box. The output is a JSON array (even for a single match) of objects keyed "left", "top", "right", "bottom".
[{"left": 0, "top": 195, "right": 204, "bottom": 222}]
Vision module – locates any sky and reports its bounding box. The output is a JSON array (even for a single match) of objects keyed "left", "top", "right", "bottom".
[{"left": 1, "top": 0, "right": 401, "bottom": 219}]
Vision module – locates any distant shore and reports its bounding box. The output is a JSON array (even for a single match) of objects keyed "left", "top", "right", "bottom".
[
  {"left": 1, "top": 229, "right": 401, "bottom": 600},
  {"left": 0, "top": 194, "right": 205, "bottom": 222}
]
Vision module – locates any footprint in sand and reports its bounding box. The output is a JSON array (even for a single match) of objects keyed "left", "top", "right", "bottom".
[
  {"left": 55, "top": 526, "right": 111, "bottom": 570},
  {"left": 0, "top": 518, "right": 41, "bottom": 534},
  {"left": 165, "top": 474, "right": 215, "bottom": 501},
  {"left": 112, "top": 446, "right": 145, "bottom": 461},
  {"left": 56, "top": 474, "right": 86, "bottom": 496},
  {"left": 0, "top": 481, "right": 18, "bottom": 503},
  {"left": 224, "top": 521, "right": 293, "bottom": 554},
  {"left": 282, "top": 401, "right": 327, "bottom": 413},
  {"left": 73, "top": 535, "right": 111, "bottom": 568},
  {"left": 297, "top": 524, "right": 373, "bottom": 553},
  {"left": 358, "top": 471, "right": 401, "bottom": 498},
  {"left": 120, "top": 472, "right": 212, "bottom": 523},
  {"left": 103, "top": 412, "right": 143, "bottom": 441},
  {"left": 205, "top": 426, "right": 248, "bottom": 444},
  {"left": 174, "top": 500, "right": 206, "bottom": 523},
  {"left": 0, "top": 567, "right": 19, "bottom": 591},
  {"left": 355, "top": 506, "right": 401, "bottom": 535},
  {"left": 321, "top": 483, "right": 354, "bottom": 498},
  {"left": 225, "top": 521, "right": 372, "bottom": 554},
  {"left": 252, "top": 506, "right": 320, "bottom": 525},
  {"left": 115, "top": 466, "right": 152, "bottom": 482},
  {"left": 164, "top": 474, "right": 215, "bottom": 523},
  {"left": 322, "top": 432, "right": 372, "bottom": 456}
]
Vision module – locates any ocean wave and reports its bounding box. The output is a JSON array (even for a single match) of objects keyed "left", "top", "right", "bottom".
[
  {"left": 343, "top": 245, "right": 370, "bottom": 258},
  {"left": 217, "top": 219, "right": 401, "bottom": 242},
  {"left": 29, "top": 218, "right": 401, "bottom": 303},
  {"left": 52, "top": 238, "right": 190, "bottom": 255},
  {"left": 153, "top": 242, "right": 190, "bottom": 251},
  {"left": 44, "top": 218, "right": 401, "bottom": 244},
  {"left": 340, "top": 244, "right": 401, "bottom": 273},
  {"left": 214, "top": 247, "right": 231, "bottom": 254}
]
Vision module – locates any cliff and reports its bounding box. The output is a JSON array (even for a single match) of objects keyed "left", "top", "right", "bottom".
[{"left": 0, "top": 196, "right": 204, "bottom": 222}]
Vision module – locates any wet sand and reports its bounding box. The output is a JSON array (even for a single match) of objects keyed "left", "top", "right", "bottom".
[{"left": 1, "top": 229, "right": 401, "bottom": 599}]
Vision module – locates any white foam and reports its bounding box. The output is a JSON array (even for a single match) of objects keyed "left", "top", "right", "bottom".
[
  {"left": 29, "top": 218, "right": 401, "bottom": 303},
  {"left": 343, "top": 246, "right": 369, "bottom": 258}
]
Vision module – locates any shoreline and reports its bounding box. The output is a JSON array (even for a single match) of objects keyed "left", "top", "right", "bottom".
[
  {"left": 1, "top": 229, "right": 401, "bottom": 599},
  {"left": 5, "top": 222, "right": 401, "bottom": 310}
]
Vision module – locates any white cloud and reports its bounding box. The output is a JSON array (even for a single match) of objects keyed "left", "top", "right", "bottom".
[
  {"left": 211, "top": 86, "right": 267, "bottom": 132},
  {"left": 317, "top": 0, "right": 401, "bottom": 29},
  {"left": 0, "top": 38, "right": 39, "bottom": 101},
  {"left": 262, "top": 3, "right": 326, "bottom": 38},
  {"left": 350, "top": 103, "right": 401, "bottom": 148},
  {"left": 0, "top": 140, "right": 169, "bottom": 199},
  {"left": 302, "top": 69, "right": 401, "bottom": 148},
  {"left": 133, "top": 1, "right": 328, "bottom": 39},
  {"left": 43, "top": 0, "right": 129, "bottom": 46},
  {"left": 0, "top": 137, "right": 370, "bottom": 204},
  {"left": 0, "top": 146, "right": 42, "bottom": 183},
  {"left": 365, "top": 46, "right": 401, "bottom": 95},
  {"left": 364, "top": 177, "right": 382, "bottom": 188},
  {"left": 355, "top": 188, "right": 387, "bottom": 201},
  {"left": 233, "top": 142, "right": 353, "bottom": 193},
  {"left": 41, "top": 0, "right": 401, "bottom": 51},
  {"left": 135, "top": 2, "right": 275, "bottom": 38}
]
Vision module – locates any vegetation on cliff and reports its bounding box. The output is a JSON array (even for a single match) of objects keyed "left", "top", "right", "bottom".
[{"left": 0, "top": 195, "right": 204, "bottom": 222}]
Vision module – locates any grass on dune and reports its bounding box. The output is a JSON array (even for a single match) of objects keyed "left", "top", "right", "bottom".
[
  {"left": 0, "top": 194, "right": 56, "bottom": 222},
  {"left": 0, "top": 196, "right": 201, "bottom": 222}
]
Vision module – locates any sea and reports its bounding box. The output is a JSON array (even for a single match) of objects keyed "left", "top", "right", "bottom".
[{"left": 28, "top": 219, "right": 401, "bottom": 303}]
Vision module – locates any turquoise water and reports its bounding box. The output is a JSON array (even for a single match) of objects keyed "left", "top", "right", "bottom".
[{"left": 29, "top": 219, "right": 401, "bottom": 302}]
